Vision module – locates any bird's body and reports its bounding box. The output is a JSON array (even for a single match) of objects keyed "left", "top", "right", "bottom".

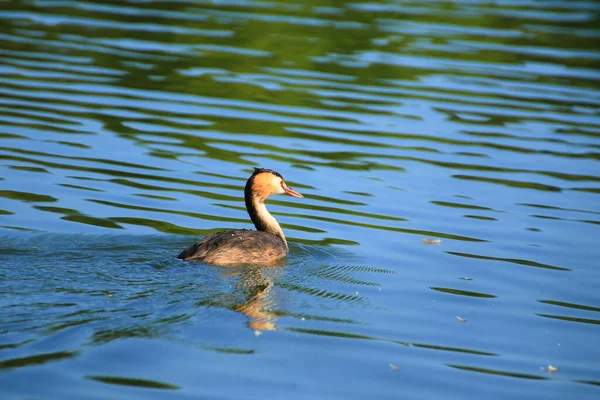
[
  {"left": 177, "top": 229, "right": 287, "bottom": 265},
  {"left": 177, "top": 168, "right": 303, "bottom": 265}
]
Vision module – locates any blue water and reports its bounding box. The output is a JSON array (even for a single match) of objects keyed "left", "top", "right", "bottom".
[{"left": 1, "top": 0, "right": 599, "bottom": 399}]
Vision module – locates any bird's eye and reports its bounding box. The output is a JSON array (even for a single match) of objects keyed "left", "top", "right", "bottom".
[{"left": 280, "top": 180, "right": 284, "bottom": 187}]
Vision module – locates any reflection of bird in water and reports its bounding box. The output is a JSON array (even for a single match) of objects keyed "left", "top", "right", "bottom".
[
  {"left": 235, "top": 269, "right": 278, "bottom": 331},
  {"left": 178, "top": 168, "right": 303, "bottom": 265},
  {"left": 219, "top": 266, "right": 283, "bottom": 331}
]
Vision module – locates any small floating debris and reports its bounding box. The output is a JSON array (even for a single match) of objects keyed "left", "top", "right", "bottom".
[
  {"left": 423, "top": 238, "right": 441, "bottom": 245},
  {"left": 389, "top": 363, "right": 400, "bottom": 371},
  {"left": 456, "top": 316, "right": 467, "bottom": 323},
  {"left": 459, "top": 277, "right": 473, "bottom": 281},
  {"left": 254, "top": 330, "right": 262, "bottom": 337},
  {"left": 541, "top": 364, "right": 558, "bottom": 373}
]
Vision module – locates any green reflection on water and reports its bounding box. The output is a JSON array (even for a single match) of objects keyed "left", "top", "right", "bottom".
[
  {"left": 448, "top": 251, "right": 569, "bottom": 271},
  {"left": 539, "top": 300, "right": 600, "bottom": 313},
  {"left": 430, "top": 287, "right": 496, "bottom": 299},
  {"left": 86, "top": 375, "right": 179, "bottom": 390},
  {"left": 0, "top": 351, "right": 78, "bottom": 370},
  {"left": 537, "top": 314, "right": 600, "bottom": 326},
  {"left": 446, "top": 364, "right": 548, "bottom": 380},
  {"left": 286, "top": 327, "right": 497, "bottom": 356},
  {"left": 34, "top": 205, "right": 124, "bottom": 229},
  {"left": 8, "top": 165, "right": 50, "bottom": 173},
  {"left": 204, "top": 347, "right": 256, "bottom": 355},
  {"left": 0, "top": 190, "right": 57, "bottom": 203}
]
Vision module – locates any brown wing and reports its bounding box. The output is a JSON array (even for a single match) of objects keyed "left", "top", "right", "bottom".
[{"left": 176, "top": 229, "right": 286, "bottom": 265}]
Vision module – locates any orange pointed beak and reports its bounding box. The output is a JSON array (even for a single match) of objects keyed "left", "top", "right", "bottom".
[{"left": 283, "top": 185, "right": 303, "bottom": 198}]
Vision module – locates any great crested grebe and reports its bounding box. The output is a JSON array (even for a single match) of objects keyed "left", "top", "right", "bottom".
[{"left": 177, "top": 168, "right": 303, "bottom": 265}]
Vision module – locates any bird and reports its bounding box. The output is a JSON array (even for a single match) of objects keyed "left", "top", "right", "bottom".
[{"left": 177, "top": 168, "right": 304, "bottom": 265}]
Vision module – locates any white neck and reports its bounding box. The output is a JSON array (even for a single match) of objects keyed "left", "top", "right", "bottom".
[{"left": 250, "top": 198, "right": 288, "bottom": 252}]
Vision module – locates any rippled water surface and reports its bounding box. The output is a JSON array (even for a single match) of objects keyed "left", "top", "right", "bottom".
[{"left": 1, "top": 0, "right": 599, "bottom": 399}]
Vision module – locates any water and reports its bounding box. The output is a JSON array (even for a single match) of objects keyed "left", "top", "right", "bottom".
[{"left": 1, "top": 0, "right": 599, "bottom": 398}]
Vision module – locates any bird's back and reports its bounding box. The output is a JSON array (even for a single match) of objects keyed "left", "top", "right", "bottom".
[{"left": 177, "top": 229, "right": 287, "bottom": 265}]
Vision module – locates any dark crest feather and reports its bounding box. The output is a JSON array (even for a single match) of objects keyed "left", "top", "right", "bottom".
[{"left": 252, "top": 167, "right": 282, "bottom": 179}]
